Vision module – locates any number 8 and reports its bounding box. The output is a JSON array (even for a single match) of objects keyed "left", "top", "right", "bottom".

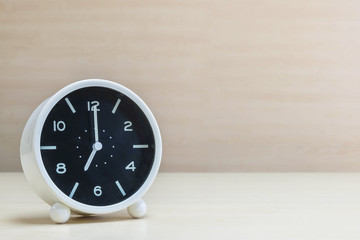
[{"left": 56, "top": 163, "right": 66, "bottom": 174}]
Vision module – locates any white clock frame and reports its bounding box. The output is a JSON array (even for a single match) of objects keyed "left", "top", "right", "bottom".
[{"left": 20, "top": 79, "right": 162, "bottom": 223}]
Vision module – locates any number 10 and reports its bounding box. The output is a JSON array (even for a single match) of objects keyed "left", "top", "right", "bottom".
[{"left": 53, "top": 121, "right": 66, "bottom": 131}]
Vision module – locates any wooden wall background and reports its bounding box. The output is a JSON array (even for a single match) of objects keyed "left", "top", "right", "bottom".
[{"left": 2, "top": 0, "right": 360, "bottom": 172}]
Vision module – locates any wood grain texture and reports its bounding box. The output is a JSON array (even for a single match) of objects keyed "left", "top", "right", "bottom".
[
  {"left": 2, "top": 0, "right": 360, "bottom": 171},
  {"left": 2, "top": 172, "right": 360, "bottom": 239}
]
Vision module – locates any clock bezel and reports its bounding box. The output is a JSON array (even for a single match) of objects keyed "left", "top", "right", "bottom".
[{"left": 31, "top": 79, "right": 162, "bottom": 214}]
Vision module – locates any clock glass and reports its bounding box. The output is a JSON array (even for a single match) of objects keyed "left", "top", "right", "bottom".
[{"left": 39, "top": 87, "right": 156, "bottom": 206}]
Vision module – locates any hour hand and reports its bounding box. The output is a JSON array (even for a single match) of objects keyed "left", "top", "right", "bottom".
[
  {"left": 84, "top": 142, "right": 103, "bottom": 171},
  {"left": 84, "top": 149, "right": 96, "bottom": 172}
]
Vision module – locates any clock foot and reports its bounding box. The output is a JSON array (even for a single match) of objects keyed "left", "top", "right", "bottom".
[
  {"left": 127, "top": 199, "right": 147, "bottom": 219},
  {"left": 49, "top": 203, "right": 71, "bottom": 223}
]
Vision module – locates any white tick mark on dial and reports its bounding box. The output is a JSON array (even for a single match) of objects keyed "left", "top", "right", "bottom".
[
  {"left": 112, "top": 146, "right": 115, "bottom": 148},
  {"left": 104, "top": 162, "right": 107, "bottom": 165},
  {"left": 84, "top": 130, "right": 88, "bottom": 133},
  {"left": 78, "top": 136, "right": 81, "bottom": 139},
  {"left": 76, "top": 146, "right": 79, "bottom": 149},
  {"left": 103, "top": 130, "right": 105, "bottom": 133},
  {"left": 110, "top": 155, "right": 113, "bottom": 158},
  {"left": 96, "top": 165, "right": 98, "bottom": 167},
  {"left": 109, "top": 136, "right": 112, "bottom": 139},
  {"left": 79, "top": 155, "right": 82, "bottom": 158}
]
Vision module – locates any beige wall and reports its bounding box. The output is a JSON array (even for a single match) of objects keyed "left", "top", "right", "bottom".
[{"left": 2, "top": 0, "right": 360, "bottom": 172}]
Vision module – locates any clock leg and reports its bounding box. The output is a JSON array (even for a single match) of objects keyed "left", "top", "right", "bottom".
[
  {"left": 127, "top": 199, "right": 147, "bottom": 219},
  {"left": 49, "top": 203, "right": 71, "bottom": 223}
]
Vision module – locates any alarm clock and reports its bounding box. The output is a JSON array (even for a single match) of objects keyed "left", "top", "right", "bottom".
[{"left": 20, "top": 79, "right": 162, "bottom": 223}]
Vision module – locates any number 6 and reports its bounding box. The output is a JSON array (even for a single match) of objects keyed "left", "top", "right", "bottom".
[{"left": 94, "top": 186, "right": 102, "bottom": 197}]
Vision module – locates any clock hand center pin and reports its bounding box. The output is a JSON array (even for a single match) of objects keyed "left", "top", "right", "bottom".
[{"left": 93, "top": 141, "right": 103, "bottom": 151}]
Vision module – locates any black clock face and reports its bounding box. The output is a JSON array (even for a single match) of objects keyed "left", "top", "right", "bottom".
[{"left": 40, "top": 86, "right": 156, "bottom": 206}]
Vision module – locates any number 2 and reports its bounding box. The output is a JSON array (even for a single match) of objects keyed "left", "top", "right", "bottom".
[{"left": 124, "top": 121, "right": 133, "bottom": 131}]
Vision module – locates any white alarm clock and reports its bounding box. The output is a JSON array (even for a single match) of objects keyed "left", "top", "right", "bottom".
[{"left": 20, "top": 79, "right": 162, "bottom": 223}]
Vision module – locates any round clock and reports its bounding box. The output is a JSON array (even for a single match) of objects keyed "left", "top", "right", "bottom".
[{"left": 20, "top": 79, "right": 162, "bottom": 223}]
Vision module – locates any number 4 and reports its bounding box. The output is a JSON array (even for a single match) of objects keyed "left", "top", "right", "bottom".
[{"left": 125, "top": 161, "right": 136, "bottom": 172}]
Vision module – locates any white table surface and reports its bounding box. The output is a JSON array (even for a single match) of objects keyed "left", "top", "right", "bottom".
[{"left": 1, "top": 172, "right": 360, "bottom": 239}]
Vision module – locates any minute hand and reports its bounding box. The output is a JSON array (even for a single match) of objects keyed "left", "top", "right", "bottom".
[{"left": 93, "top": 106, "right": 99, "bottom": 142}]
